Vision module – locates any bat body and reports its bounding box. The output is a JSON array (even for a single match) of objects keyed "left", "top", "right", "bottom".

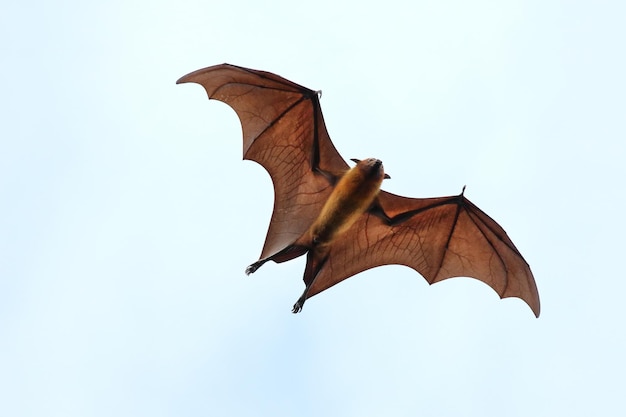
[
  {"left": 177, "top": 64, "right": 540, "bottom": 317},
  {"left": 308, "top": 158, "right": 387, "bottom": 248}
]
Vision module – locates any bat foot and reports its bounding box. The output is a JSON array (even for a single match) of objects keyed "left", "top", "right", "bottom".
[
  {"left": 291, "top": 293, "right": 307, "bottom": 313},
  {"left": 245, "top": 260, "right": 265, "bottom": 275},
  {"left": 291, "top": 301, "right": 303, "bottom": 314}
]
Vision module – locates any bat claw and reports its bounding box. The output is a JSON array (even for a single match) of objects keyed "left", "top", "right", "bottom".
[
  {"left": 291, "top": 302, "right": 303, "bottom": 313},
  {"left": 291, "top": 293, "right": 307, "bottom": 313},
  {"left": 245, "top": 259, "right": 266, "bottom": 275}
]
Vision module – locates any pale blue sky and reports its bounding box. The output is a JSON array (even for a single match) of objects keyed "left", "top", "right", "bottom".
[{"left": 1, "top": 1, "right": 625, "bottom": 416}]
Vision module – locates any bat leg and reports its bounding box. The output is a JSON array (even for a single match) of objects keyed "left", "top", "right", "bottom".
[
  {"left": 292, "top": 250, "right": 327, "bottom": 313},
  {"left": 246, "top": 244, "right": 310, "bottom": 275}
]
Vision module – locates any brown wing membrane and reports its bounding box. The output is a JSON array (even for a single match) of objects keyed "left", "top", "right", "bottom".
[
  {"left": 307, "top": 190, "right": 540, "bottom": 317},
  {"left": 177, "top": 64, "right": 349, "bottom": 259}
]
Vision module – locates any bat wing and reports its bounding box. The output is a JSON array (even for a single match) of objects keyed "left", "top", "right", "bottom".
[
  {"left": 307, "top": 190, "right": 540, "bottom": 317},
  {"left": 177, "top": 64, "right": 349, "bottom": 259}
]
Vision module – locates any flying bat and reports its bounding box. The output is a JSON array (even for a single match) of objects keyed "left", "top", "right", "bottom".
[{"left": 177, "top": 63, "right": 540, "bottom": 317}]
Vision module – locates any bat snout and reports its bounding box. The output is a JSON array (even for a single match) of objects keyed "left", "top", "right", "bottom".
[{"left": 361, "top": 158, "right": 385, "bottom": 178}]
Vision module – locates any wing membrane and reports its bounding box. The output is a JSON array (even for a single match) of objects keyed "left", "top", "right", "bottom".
[
  {"left": 308, "top": 190, "right": 540, "bottom": 317},
  {"left": 178, "top": 64, "right": 349, "bottom": 259}
]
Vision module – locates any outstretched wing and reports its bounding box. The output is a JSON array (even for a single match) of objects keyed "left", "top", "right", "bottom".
[
  {"left": 177, "top": 64, "right": 349, "bottom": 259},
  {"left": 307, "top": 190, "right": 540, "bottom": 317}
]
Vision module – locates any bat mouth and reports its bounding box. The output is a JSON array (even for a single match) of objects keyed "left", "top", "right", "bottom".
[
  {"left": 365, "top": 158, "right": 384, "bottom": 178},
  {"left": 370, "top": 159, "right": 391, "bottom": 179}
]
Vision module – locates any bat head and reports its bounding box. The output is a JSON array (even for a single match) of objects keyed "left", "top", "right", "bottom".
[
  {"left": 357, "top": 158, "right": 388, "bottom": 182},
  {"left": 350, "top": 158, "right": 391, "bottom": 179}
]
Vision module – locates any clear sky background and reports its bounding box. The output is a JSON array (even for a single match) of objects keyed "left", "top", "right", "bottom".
[{"left": 1, "top": 1, "right": 625, "bottom": 416}]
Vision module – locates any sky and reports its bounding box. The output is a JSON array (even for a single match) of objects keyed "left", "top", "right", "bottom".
[{"left": 1, "top": 0, "right": 625, "bottom": 416}]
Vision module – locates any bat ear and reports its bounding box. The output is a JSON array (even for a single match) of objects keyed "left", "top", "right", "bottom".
[
  {"left": 384, "top": 173, "right": 391, "bottom": 179},
  {"left": 350, "top": 158, "right": 361, "bottom": 164}
]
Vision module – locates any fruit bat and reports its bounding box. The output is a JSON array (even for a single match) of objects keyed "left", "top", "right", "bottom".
[{"left": 177, "top": 63, "right": 540, "bottom": 317}]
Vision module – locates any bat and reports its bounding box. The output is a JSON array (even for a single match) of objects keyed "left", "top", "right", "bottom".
[{"left": 177, "top": 63, "right": 540, "bottom": 317}]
